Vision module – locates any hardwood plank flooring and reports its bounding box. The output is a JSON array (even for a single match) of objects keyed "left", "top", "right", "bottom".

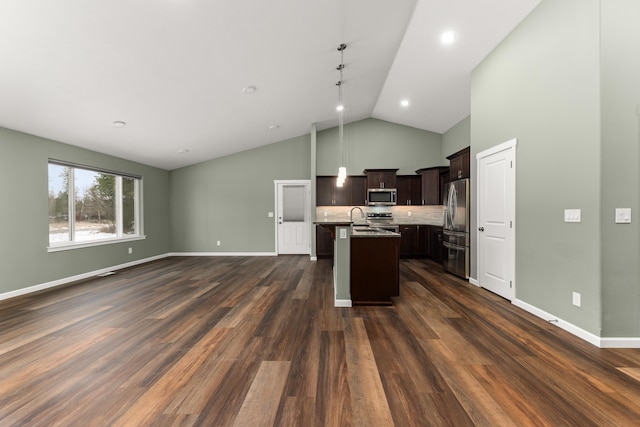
[{"left": 1, "top": 256, "right": 640, "bottom": 426}]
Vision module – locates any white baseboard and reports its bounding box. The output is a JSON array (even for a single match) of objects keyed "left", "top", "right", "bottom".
[
  {"left": 512, "top": 299, "right": 640, "bottom": 348},
  {"left": 599, "top": 337, "right": 640, "bottom": 348},
  {"left": 168, "top": 252, "right": 277, "bottom": 257},
  {"left": 513, "top": 299, "right": 601, "bottom": 347},
  {"left": 335, "top": 299, "right": 352, "bottom": 308},
  {"left": 468, "top": 277, "right": 479, "bottom": 287},
  {"left": 0, "top": 253, "right": 171, "bottom": 302},
  {"left": 310, "top": 256, "right": 318, "bottom": 261}
]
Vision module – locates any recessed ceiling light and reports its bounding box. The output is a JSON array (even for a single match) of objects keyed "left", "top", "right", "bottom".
[
  {"left": 401, "top": 99, "right": 410, "bottom": 107},
  {"left": 242, "top": 86, "right": 257, "bottom": 94},
  {"left": 178, "top": 149, "right": 189, "bottom": 154},
  {"left": 441, "top": 31, "right": 456, "bottom": 45},
  {"left": 112, "top": 121, "right": 126, "bottom": 128},
  {"left": 268, "top": 125, "right": 280, "bottom": 131}
]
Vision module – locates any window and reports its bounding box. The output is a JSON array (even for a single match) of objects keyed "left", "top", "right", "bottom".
[{"left": 48, "top": 161, "right": 143, "bottom": 249}]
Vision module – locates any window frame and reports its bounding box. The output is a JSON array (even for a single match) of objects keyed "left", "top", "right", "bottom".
[{"left": 47, "top": 160, "right": 145, "bottom": 252}]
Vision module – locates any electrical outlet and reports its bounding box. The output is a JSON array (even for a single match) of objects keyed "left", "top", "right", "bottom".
[
  {"left": 128, "top": 247, "right": 133, "bottom": 254},
  {"left": 408, "top": 211, "right": 412, "bottom": 216},
  {"left": 572, "top": 292, "right": 581, "bottom": 307},
  {"left": 324, "top": 211, "right": 327, "bottom": 217},
  {"left": 217, "top": 240, "right": 221, "bottom": 246},
  {"left": 339, "top": 228, "right": 347, "bottom": 239}
]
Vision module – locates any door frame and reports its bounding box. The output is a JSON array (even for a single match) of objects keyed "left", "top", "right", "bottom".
[
  {"left": 273, "top": 180, "right": 312, "bottom": 255},
  {"left": 476, "top": 138, "right": 517, "bottom": 300}
]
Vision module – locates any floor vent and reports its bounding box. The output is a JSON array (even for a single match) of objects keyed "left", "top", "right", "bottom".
[{"left": 97, "top": 271, "right": 116, "bottom": 277}]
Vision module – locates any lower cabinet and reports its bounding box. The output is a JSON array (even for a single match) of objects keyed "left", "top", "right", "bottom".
[
  {"left": 399, "top": 225, "right": 427, "bottom": 258},
  {"left": 427, "top": 225, "right": 444, "bottom": 263},
  {"left": 316, "top": 226, "right": 334, "bottom": 258}
]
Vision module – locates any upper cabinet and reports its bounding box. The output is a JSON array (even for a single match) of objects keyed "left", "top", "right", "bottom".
[
  {"left": 350, "top": 176, "right": 367, "bottom": 206},
  {"left": 416, "top": 167, "right": 449, "bottom": 205},
  {"left": 447, "top": 147, "right": 470, "bottom": 180},
  {"left": 363, "top": 169, "right": 398, "bottom": 189},
  {"left": 396, "top": 175, "right": 422, "bottom": 206},
  {"left": 316, "top": 176, "right": 366, "bottom": 206}
]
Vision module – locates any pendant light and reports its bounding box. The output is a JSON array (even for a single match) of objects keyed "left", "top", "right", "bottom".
[{"left": 336, "top": 43, "right": 347, "bottom": 187}]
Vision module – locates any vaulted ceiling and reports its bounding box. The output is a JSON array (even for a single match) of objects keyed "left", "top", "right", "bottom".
[{"left": 0, "top": 0, "right": 540, "bottom": 170}]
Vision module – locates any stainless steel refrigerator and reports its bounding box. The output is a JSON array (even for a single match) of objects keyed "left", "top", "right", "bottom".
[{"left": 443, "top": 178, "right": 470, "bottom": 279}]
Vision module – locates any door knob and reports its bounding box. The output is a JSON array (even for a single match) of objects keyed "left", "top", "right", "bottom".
[{"left": 478, "top": 227, "right": 485, "bottom": 232}]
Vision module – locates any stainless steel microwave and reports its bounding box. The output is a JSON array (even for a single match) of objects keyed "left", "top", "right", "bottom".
[{"left": 367, "top": 188, "right": 397, "bottom": 206}]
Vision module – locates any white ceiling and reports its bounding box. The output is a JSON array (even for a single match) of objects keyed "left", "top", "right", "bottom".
[{"left": 0, "top": 0, "right": 540, "bottom": 171}]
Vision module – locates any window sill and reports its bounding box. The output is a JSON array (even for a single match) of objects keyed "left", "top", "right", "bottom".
[{"left": 47, "top": 235, "right": 147, "bottom": 252}]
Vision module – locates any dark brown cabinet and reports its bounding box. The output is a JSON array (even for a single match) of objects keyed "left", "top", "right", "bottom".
[
  {"left": 396, "top": 175, "right": 422, "bottom": 206},
  {"left": 351, "top": 235, "right": 400, "bottom": 305},
  {"left": 363, "top": 169, "right": 398, "bottom": 189},
  {"left": 399, "top": 225, "right": 427, "bottom": 258},
  {"left": 350, "top": 176, "right": 367, "bottom": 206},
  {"left": 427, "top": 225, "right": 444, "bottom": 263},
  {"left": 316, "top": 176, "right": 366, "bottom": 206},
  {"left": 316, "top": 225, "right": 334, "bottom": 258},
  {"left": 447, "top": 147, "right": 470, "bottom": 180},
  {"left": 416, "top": 167, "right": 449, "bottom": 205}
]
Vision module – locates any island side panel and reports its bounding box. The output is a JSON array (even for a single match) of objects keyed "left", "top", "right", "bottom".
[
  {"left": 350, "top": 236, "right": 400, "bottom": 305},
  {"left": 334, "top": 225, "right": 352, "bottom": 307}
]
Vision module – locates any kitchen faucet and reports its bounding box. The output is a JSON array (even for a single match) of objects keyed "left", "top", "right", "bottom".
[{"left": 349, "top": 206, "right": 365, "bottom": 223}]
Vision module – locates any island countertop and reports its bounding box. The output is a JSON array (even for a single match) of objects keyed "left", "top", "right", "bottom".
[{"left": 350, "top": 228, "right": 401, "bottom": 238}]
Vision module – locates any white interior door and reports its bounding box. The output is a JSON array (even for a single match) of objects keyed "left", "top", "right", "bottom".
[
  {"left": 477, "top": 139, "right": 516, "bottom": 301},
  {"left": 276, "top": 181, "right": 311, "bottom": 255}
]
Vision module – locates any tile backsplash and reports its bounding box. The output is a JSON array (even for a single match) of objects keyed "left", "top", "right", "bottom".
[{"left": 316, "top": 205, "right": 445, "bottom": 226}]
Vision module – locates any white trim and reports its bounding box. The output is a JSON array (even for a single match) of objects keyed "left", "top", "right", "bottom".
[
  {"left": 476, "top": 138, "right": 517, "bottom": 301},
  {"left": 513, "top": 299, "right": 602, "bottom": 347},
  {"left": 48, "top": 235, "right": 146, "bottom": 252},
  {"left": 335, "top": 299, "right": 353, "bottom": 308},
  {"left": 468, "top": 277, "right": 479, "bottom": 287},
  {"left": 600, "top": 338, "right": 640, "bottom": 349},
  {"left": 274, "top": 179, "right": 312, "bottom": 255},
  {"left": 309, "top": 256, "right": 317, "bottom": 261},
  {"left": 475, "top": 137, "right": 518, "bottom": 159},
  {"left": 0, "top": 253, "right": 170, "bottom": 302},
  {"left": 168, "top": 252, "right": 277, "bottom": 257}
]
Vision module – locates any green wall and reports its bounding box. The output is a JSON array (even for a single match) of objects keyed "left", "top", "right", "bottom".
[
  {"left": 442, "top": 116, "right": 471, "bottom": 163},
  {"left": 600, "top": 0, "right": 640, "bottom": 336},
  {"left": 316, "top": 118, "right": 444, "bottom": 176},
  {"left": 170, "top": 134, "right": 311, "bottom": 253},
  {"left": 471, "top": 0, "right": 603, "bottom": 335},
  {"left": 0, "top": 127, "right": 170, "bottom": 295}
]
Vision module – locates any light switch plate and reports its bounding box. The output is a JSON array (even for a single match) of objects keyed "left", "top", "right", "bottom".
[
  {"left": 615, "top": 208, "right": 631, "bottom": 224},
  {"left": 268, "top": 212, "right": 274, "bottom": 217},
  {"left": 564, "top": 209, "right": 581, "bottom": 223}
]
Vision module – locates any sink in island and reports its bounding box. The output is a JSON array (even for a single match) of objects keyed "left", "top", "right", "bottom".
[{"left": 315, "top": 221, "right": 401, "bottom": 306}]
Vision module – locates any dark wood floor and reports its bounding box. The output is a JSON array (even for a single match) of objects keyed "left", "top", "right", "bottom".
[{"left": 1, "top": 256, "right": 640, "bottom": 426}]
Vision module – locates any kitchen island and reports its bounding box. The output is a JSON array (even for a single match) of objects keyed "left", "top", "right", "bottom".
[
  {"left": 315, "top": 221, "right": 401, "bottom": 307},
  {"left": 350, "top": 227, "right": 400, "bottom": 305}
]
